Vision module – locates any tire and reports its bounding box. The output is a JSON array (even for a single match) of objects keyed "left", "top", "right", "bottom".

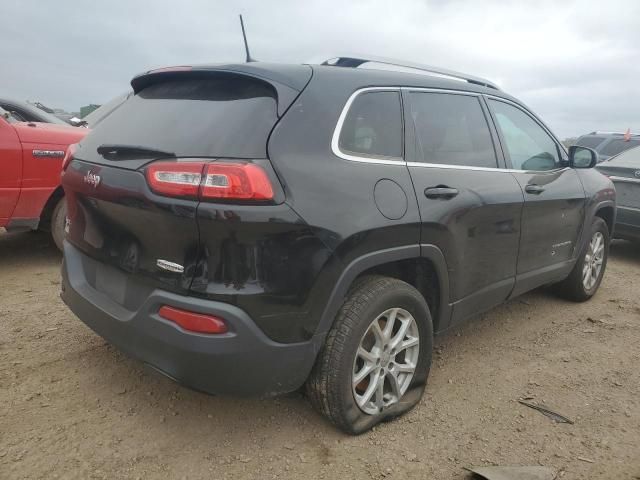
[
  {"left": 555, "top": 217, "right": 609, "bottom": 302},
  {"left": 306, "top": 275, "right": 433, "bottom": 434},
  {"left": 51, "top": 197, "right": 67, "bottom": 252}
]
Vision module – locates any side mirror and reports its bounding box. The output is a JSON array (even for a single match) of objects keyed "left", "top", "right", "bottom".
[
  {"left": 568, "top": 145, "right": 598, "bottom": 168},
  {"left": 69, "top": 117, "right": 87, "bottom": 127}
]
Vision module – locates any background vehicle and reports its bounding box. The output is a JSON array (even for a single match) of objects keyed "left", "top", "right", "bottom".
[
  {"left": 597, "top": 145, "right": 640, "bottom": 242},
  {"left": 60, "top": 58, "right": 615, "bottom": 434},
  {"left": 0, "top": 98, "right": 69, "bottom": 126},
  {"left": 574, "top": 131, "right": 640, "bottom": 162},
  {"left": 0, "top": 107, "right": 87, "bottom": 250}
]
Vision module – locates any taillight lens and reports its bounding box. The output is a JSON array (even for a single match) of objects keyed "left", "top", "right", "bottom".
[
  {"left": 158, "top": 305, "right": 228, "bottom": 334},
  {"left": 201, "top": 163, "right": 273, "bottom": 200},
  {"left": 146, "top": 162, "right": 205, "bottom": 198},
  {"left": 61, "top": 143, "right": 78, "bottom": 172},
  {"left": 145, "top": 160, "right": 274, "bottom": 201}
]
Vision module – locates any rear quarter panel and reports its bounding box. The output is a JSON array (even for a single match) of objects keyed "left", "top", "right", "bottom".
[
  {"left": 576, "top": 168, "right": 616, "bottom": 245},
  {"left": 265, "top": 68, "right": 422, "bottom": 338}
]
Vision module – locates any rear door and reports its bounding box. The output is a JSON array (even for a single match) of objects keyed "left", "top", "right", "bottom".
[
  {"left": 486, "top": 98, "right": 585, "bottom": 294},
  {"left": 404, "top": 89, "right": 524, "bottom": 327},
  {"left": 63, "top": 71, "right": 293, "bottom": 299},
  {"left": 0, "top": 116, "right": 22, "bottom": 224},
  {"left": 598, "top": 147, "right": 640, "bottom": 235}
]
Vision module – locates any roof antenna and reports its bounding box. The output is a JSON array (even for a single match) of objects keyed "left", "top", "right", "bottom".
[{"left": 239, "top": 14, "right": 255, "bottom": 63}]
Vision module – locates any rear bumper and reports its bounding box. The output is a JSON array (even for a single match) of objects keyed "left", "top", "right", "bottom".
[{"left": 61, "top": 241, "right": 319, "bottom": 396}]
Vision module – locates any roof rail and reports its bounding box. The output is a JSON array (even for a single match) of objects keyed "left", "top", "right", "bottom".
[
  {"left": 321, "top": 55, "right": 500, "bottom": 90},
  {"left": 589, "top": 131, "right": 640, "bottom": 136}
]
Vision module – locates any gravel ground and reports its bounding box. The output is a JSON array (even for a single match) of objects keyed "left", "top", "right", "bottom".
[{"left": 1, "top": 229, "right": 639, "bottom": 480}]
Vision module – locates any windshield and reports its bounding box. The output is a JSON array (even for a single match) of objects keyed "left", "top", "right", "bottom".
[
  {"left": 79, "top": 74, "right": 279, "bottom": 159},
  {"left": 575, "top": 136, "right": 605, "bottom": 149},
  {"left": 28, "top": 104, "right": 68, "bottom": 125},
  {"left": 0, "top": 101, "right": 68, "bottom": 125},
  {"left": 0, "top": 106, "right": 17, "bottom": 123}
]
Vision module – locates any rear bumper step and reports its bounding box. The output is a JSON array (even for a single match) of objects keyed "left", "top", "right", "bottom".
[{"left": 61, "top": 241, "right": 318, "bottom": 396}]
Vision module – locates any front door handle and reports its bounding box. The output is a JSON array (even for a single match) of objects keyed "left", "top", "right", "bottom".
[
  {"left": 424, "top": 187, "right": 459, "bottom": 199},
  {"left": 525, "top": 184, "right": 545, "bottom": 194}
]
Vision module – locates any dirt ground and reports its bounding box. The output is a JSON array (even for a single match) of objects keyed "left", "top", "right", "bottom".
[{"left": 1, "top": 229, "right": 639, "bottom": 480}]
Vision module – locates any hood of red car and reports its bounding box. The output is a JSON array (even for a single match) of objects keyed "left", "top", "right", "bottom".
[{"left": 13, "top": 121, "right": 88, "bottom": 145}]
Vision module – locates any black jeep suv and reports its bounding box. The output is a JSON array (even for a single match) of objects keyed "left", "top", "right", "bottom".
[{"left": 60, "top": 57, "right": 616, "bottom": 434}]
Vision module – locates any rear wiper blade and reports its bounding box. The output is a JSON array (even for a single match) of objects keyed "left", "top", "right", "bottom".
[{"left": 97, "top": 144, "right": 176, "bottom": 158}]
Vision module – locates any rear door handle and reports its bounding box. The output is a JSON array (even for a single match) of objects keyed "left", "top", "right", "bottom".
[
  {"left": 424, "top": 187, "right": 459, "bottom": 199},
  {"left": 525, "top": 184, "right": 545, "bottom": 194}
]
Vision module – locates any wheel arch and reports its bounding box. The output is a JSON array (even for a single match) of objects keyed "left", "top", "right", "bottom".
[
  {"left": 315, "top": 245, "right": 451, "bottom": 341},
  {"left": 577, "top": 200, "right": 616, "bottom": 253},
  {"left": 594, "top": 203, "right": 615, "bottom": 237},
  {"left": 38, "top": 186, "right": 65, "bottom": 231}
]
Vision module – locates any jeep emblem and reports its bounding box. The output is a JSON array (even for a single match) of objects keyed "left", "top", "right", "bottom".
[{"left": 84, "top": 171, "right": 101, "bottom": 188}]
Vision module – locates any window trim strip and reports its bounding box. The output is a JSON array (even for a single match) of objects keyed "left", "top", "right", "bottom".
[
  {"left": 331, "top": 87, "right": 405, "bottom": 165},
  {"left": 484, "top": 94, "right": 568, "bottom": 159},
  {"left": 332, "top": 86, "right": 569, "bottom": 174},
  {"left": 610, "top": 175, "right": 640, "bottom": 185}
]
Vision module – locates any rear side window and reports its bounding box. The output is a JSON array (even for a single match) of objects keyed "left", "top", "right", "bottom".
[
  {"left": 600, "top": 139, "right": 640, "bottom": 157},
  {"left": 409, "top": 92, "right": 497, "bottom": 168},
  {"left": 80, "top": 75, "right": 278, "bottom": 158},
  {"left": 606, "top": 145, "right": 640, "bottom": 166},
  {"left": 489, "top": 99, "right": 561, "bottom": 171},
  {"left": 338, "top": 91, "right": 403, "bottom": 159},
  {"left": 575, "top": 136, "right": 605, "bottom": 149}
]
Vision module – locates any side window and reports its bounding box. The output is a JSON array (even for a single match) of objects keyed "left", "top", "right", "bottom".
[
  {"left": 489, "top": 99, "right": 561, "bottom": 171},
  {"left": 409, "top": 92, "right": 497, "bottom": 168},
  {"left": 600, "top": 138, "right": 640, "bottom": 157},
  {"left": 0, "top": 105, "right": 29, "bottom": 122},
  {"left": 338, "top": 91, "right": 402, "bottom": 159}
]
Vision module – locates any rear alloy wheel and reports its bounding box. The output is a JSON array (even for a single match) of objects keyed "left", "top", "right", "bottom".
[
  {"left": 306, "top": 276, "right": 433, "bottom": 434},
  {"left": 51, "top": 197, "right": 67, "bottom": 252},
  {"left": 353, "top": 307, "right": 420, "bottom": 415},
  {"left": 582, "top": 231, "right": 605, "bottom": 291},
  {"left": 556, "top": 217, "right": 609, "bottom": 301}
]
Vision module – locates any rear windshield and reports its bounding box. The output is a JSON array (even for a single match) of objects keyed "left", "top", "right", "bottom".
[
  {"left": 575, "top": 136, "right": 605, "bottom": 149},
  {"left": 79, "top": 75, "right": 278, "bottom": 158},
  {"left": 600, "top": 138, "right": 640, "bottom": 157}
]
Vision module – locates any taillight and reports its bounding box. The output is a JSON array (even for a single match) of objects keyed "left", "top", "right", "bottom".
[
  {"left": 146, "top": 162, "right": 205, "bottom": 198},
  {"left": 158, "top": 306, "right": 228, "bottom": 334},
  {"left": 61, "top": 143, "right": 78, "bottom": 172},
  {"left": 201, "top": 163, "right": 273, "bottom": 200},
  {"left": 145, "top": 160, "right": 274, "bottom": 201}
]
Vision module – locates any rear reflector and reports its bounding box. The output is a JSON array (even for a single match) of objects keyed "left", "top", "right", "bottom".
[
  {"left": 158, "top": 306, "right": 228, "bottom": 334},
  {"left": 144, "top": 160, "right": 274, "bottom": 201}
]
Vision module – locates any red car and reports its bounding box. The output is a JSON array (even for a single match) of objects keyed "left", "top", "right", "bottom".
[{"left": 0, "top": 106, "right": 87, "bottom": 250}]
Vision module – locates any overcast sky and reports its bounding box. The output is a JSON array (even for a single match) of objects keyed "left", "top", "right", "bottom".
[{"left": 2, "top": 0, "right": 639, "bottom": 138}]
